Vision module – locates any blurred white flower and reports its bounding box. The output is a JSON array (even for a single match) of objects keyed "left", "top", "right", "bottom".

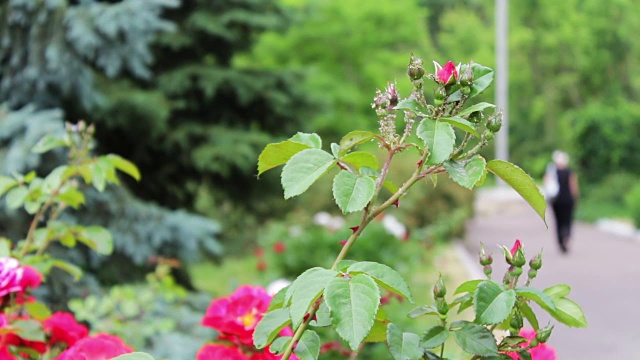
[{"left": 267, "top": 278, "right": 292, "bottom": 296}]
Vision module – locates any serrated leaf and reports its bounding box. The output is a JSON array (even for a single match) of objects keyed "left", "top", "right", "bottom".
[
  {"left": 339, "top": 131, "right": 377, "bottom": 155},
  {"left": 347, "top": 261, "right": 413, "bottom": 303},
  {"left": 452, "top": 323, "right": 498, "bottom": 356},
  {"left": 444, "top": 156, "right": 486, "bottom": 189},
  {"left": 282, "top": 149, "right": 335, "bottom": 199},
  {"left": 421, "top": 325, "right": 449, "bottom": 349},
  {"left": 519, "top": 302, "right": 539, "bottom": 330},
  {"left": 487, "top": 160, "right": 546, "bottom": 223},
  {"left": 455, "top": 279, "right": 485, "bottom": 295},
  {"left": 457, "top": 102, "right": 496, "bottom": 117},
  {"left": 408, "top": 305, "right": 439, "bottom": 319},
  {"left": 106, "top": 154, "right": 141, "bottom": 181},
  {"left": 294, "top": 330, "right": 321, "bottom": 360},
  {"left": 12, "top": 319, "right": 45, "bottom": 342},
  {"left": 24, "top": 302, "right": 52, "bottom": 321},
  {"left": 387, "top": 323, "right": 423, "bottom": 360},
  {"left": 56, "top": 188, "right": 86, "bottom": 209},
  {"left": 6, "top": 186, "right": 28, "bottom": 209},
  {"left": 515, "top": 287, "right": 555, "bottom": 311},
  {"left": 474, "top": 281, "right": 516, "bottom": 325},
  {"left": 395, "top": 98, "right": 427, "bottom": 114},
  {"left": 32, "top": 134, "right": 69, "bottom": 154},
  {"left": 291, "top": 132, "right": 322, "bottom": 149},
  {"left": 325, "top": 274, "right": 380, "bottom": 350},
  {"left": 449, "top": 64, "right": 495, "bottom": 101},
  {"left": 286, "top": 267, "right": 338, "bottom": 328},
  {"left": 257, "top": 140, "right": 311, "bottom": 176},
  {"left": 270, "top": 337, "right": 293, "bottom": 355},
  {"left": 417, "top": 119, "right": 455, "bottom": 165},
  {"left": 439, "top": 117, "right": 479, "bottom": 137},
  {"left": 0, "top": 175, "right": 17, "bottom": 197},
  {"left": 309, "top": 301, "right": 331, "bottom": 327},
  {"left": 78, "top": 226, "right": 113, "bottom": 255},
  {"left": 500, "top": 335, "right": 528, "bottom": 347},
  {"left": 548, "top": 297, "right": 588, "bottom": 328},
  {"left": 340, "top": 151, "right": 379, "bottom": 171},
  {"left": 543, "top": 284, "right": 571, "bottom": 300},
  {"left": 254, "top": 308, "right": 292, "bottom": 349},
  {"left": 268, "top": 286, "right": 289, "bottom": 311},
  {"left": 332, "top": 171, "right": 375, "bottom": 214},
  {"left": 112, "top": 353, "right": 156, "bottom": 360},
  {"left": 364, "top": 320, "right": 388, "bottom": 342}
]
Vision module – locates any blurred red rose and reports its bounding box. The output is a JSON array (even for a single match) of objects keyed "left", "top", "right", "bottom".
[
  {"left": 196, "top": 344, "right": 248, "bottom": 360},
  {"left": 56, "top": 333, "right": 133, "bottom": 360},
  {"left": 43, "top": 312, "right": 89, "bottom": 347}
]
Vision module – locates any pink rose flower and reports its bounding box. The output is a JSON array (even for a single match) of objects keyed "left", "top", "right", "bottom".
[
  {"left": 0, "top": 258, "right": 24, "bottom": 298},
  {"left": 19, "top": 266, "right": 43, "bottom": 290},
  {"left": 504, "top": 329, "right": 557, "bottom": 360},
  {"left": 55, "top": 333, "right": 133, "bottom": 360},
  {"left": 196, "top": 344, "right": 248, "bottom": 360},
  {"left": 202, "top": 285, "right": 272, "bottom": 345},
  {"left": 510, "top": 239, "right": 523, "bottom": 256},
  {"left": 43, "top": 312, "right": 89, "bottom": 347},
  {"left": 435, "top": 61, "right": 459, "bottom": 84}
]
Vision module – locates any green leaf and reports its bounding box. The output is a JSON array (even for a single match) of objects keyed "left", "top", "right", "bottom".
[
  {"left": 387, "top": 323, "right": 423, "bottom": 360},
  {"left": 421, "top": 325, "right": 449, "bottom": 349},
  {"left": 363, "top": 320, "right": 387, "bottom": 342},
  {"left": 32, "top": 134, "right": 69, "bottom": 154},
  {"left": 56, "top": 188, "right": 86, "bottom": 209},
  {"left": 347, "top": 261, "right": 413, "bottom": 303},
  {"left": 24, "top": 301, "right": 52, "bottom": 321},
  {"left": 270, "top": 337, "right": 292, "bottom": 355},
  {"left": 500, "top": 335, "right": 528, "bottom": 347},
  {"left": 454, "top": 279, "right": 485, "bottom": 295},
  {"left": 548, "top": 297, "right": 588, "bottom": 328},
  {"left": 106, "top": 154, "right": 141, "bottom": 181},
  {"left": 254, "top": 308, "right": 292, "bottom": 349},
  {"left": 408, "top": 305, "right": 439, "bottom": 319},
  {"left": 12, "top": 319, "right": 45, "bottom": 342},
  {"left": 286, "top": 267, "right": 338, "bottom": 328},
  {"left": 112, "top": 353, "right": 157, "bottom": 360},
  {"left": 294, "top": 330, "right": 321, "bottom": 360},
  {"left": 416, "top": 119, "right": 455, "bottom": 165},
  {"left": 51, "top": 259, "right": 83, "bottom": 281},
  {"left": 309, "top": 301, "right": 331, "bottom": 327},
  {"left": 281, "top": 149, "right": 336, "bottom": 199},
  {"left": 439, "top": 116, "right": 480, "bottom": 137},
  {"left": 395, "top": 98, "right": 427, "bottom": 114},
  {"left": 474, "top": 281, "right": 516, "bottom": 325},
  {"left": 444, "top": 156, "right": 487, "bottom": 189},
  {"left": 336, "top": 260, "right": 357, "bottom": 272},
  {"left": 449, "top": 64, "right": 495, "bottom": 101},
  {"left": 339, "top": 131, "right": 378, "bottom": 155},
  {"left": 325, "top": 274, "right": 380, "bottom": 350},
  {"left": 340, "top": 151, "right": 379, "bottom": 171},
  {"left": 5, "top": 186, "right": 28, "bottom": 209},
  {"left": 291, "top": 132, "right": 322, "bottom": 149},
  {"left": 382, "top": 180, "right": 400, "bottom": 194},
  {"left": 0, "top": 175, "right": 18, "bottom": 196},
  {"left": 457, "top": 102, "right": 496, "bottom": 117},
  {"left": 519, "top": 302, "right": 539, "bottom": 330},
  {"left": 78, "top": 226, "right": 113, "bottom": 255},
  {"left": 90, "top": 161, "right": 107, "bottom": 192},
  {"left": 268, "top": 286, "right": 289, "bottom": 311},
  {"left": 331, "top": 143, "right": 341, "bottom": 158},
  {"left": 332, "top": 171, "right": 376, "bottom": 214},
  {"left": 59, "top": 231, "right": 76, "bottom": 248},
  {"left": 486, "top": 160, "right": 546, "bottom": 223},
  {"left": 41, "top": 166, "right": 67, "bottom": 194},
  {"left": 543, "top": 284, "right": 571, "bottom": 300},
  {"left": 257, "top": 140, "right": 311, "bottom": 176},
  {"left": 515, "top": 287, "right": 555, "bottom": 311},
  {"left": 0, "top": 238, "right": 11, "bottom": 257},
  {"left": 452, "top": 323, "right": 498, "bottom": 356}
]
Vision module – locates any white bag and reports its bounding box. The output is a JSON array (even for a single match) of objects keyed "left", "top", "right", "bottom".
[{"left": 543, "top": 164, "right": 559, "bottom": 200}]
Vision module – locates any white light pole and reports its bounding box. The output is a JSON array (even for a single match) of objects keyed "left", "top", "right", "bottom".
[{"left": 495, "top": 0, "right": 509, "bottom": 164}]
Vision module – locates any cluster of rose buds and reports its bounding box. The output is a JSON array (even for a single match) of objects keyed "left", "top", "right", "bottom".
[{"left": 371, "top": 82, "right": 400, "bottom": 145}]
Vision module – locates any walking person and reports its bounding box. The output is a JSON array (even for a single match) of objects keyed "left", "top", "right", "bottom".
[{"left": 544, "top": 151, "right": 579, "bottom": 253}]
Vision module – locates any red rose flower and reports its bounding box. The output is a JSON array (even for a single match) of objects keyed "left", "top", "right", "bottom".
[
  {"left": 55, "top": 333, "right": 133, "bottom": 360},
  {"left": 43, "top": 312, "right": 89, "bottom": 347},
  {"left": 273, "top": 242, "right": 286, "bottom": 254},
  {"left": 202, "top": 285, "right": 272, "bottom": 345}
]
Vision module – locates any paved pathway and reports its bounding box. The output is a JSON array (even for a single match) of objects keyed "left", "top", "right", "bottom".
[{"left": 462, "top": 188, "right": 640, "bottom": 360}]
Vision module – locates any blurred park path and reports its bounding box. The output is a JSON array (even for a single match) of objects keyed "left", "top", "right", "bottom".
[{"left": 462, "top": 187, "right": 640, "bottom": 360}]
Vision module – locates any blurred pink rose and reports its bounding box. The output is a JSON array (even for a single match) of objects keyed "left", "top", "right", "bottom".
[
  {"left": 196, "top": 344, "right": 248, "bottom": 360},
  {"left": 0, "top": 258, "right": 24, "bottom": 298},
  {"left": 19, "top": 266, "right": 43, "bottom": 290},
  {"left": 43, "top": 312, "right": 89, "bottom": 348},
  {"left": 504, "top": 328, "right": 557, "bottom": 360},
  {"left": 202, "top": 285, "right": 272, "bottom": 345},
  {"left": 56, "top": 333, "right": 133, "bottom": 360}
]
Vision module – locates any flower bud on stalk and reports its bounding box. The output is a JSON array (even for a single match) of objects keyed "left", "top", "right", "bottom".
[
  {"left": 468, "top": 111, "right": 483, "bottom": 124},
  {"left": 408, "top": 55, "right": 425, "bottom": 81},
  {"left": 479, "top": 243, "right": 493, "bottom": 266},
  {"left": 486, "top": 113, "right": 503, "bottom": 133},
  {"left": 529, "top": 252, "right": 543, "bottom": 270},
  {"left": 433, "top": 275, "right": 447, "bottom": 299},
  {"left": 508, "top": 265, "right": 523, "bottom": 277},
  {"left": 510, "top": 311, "right": 523, "bottom": 331},
  {"left": 460, "top": 64, "right": 474, "bottom": 86},
  {"left": 536, "top": 326, "right": 554, "bottom": 343}
]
